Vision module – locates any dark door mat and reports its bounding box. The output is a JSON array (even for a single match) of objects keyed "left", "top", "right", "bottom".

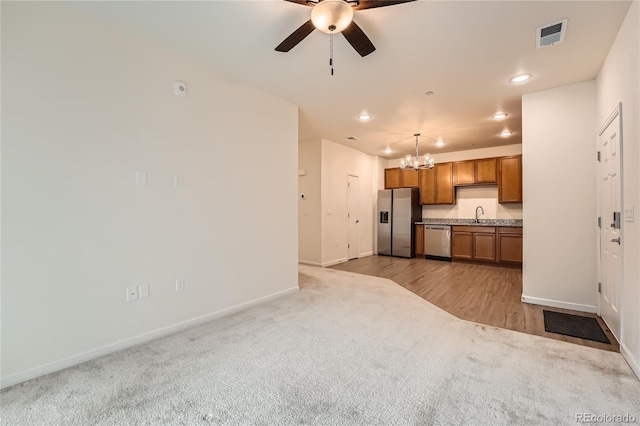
[{"left": 543, "top": 310, "right": 611, "bottom": 344}]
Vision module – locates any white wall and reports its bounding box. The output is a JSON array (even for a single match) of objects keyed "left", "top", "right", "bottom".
[
  {"left": 1, "top": 2, "right": 298, "bottom": 387},
  {"left": 298, "top": 140, "right": 322, "bottom": 265},
  {"left": 388, "top": 144, "right": 522, "bottom": 219},
  {"left": 597, "top": 0, "right": 640, "bottom": 377},
  {"left": 423, "top": 187, "right": 523, "bottom": 220},
  {"left": 521, "top": 81, "right": 598, "bottom": 312},
  {"left": 320, "top": 139, "right": 377, "bottom": 266}
]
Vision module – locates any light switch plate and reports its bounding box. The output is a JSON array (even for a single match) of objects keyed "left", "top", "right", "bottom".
[
  {"left": 176, "top": 279, "right": 185, "bottom": 292},
  {"left": 138, "top": 284, "right": 150, "bottom": 299},
  {"left": 174, "top": 176, "right": 183, "bottom": 188},
  {"left": 136, "top": 170, "right": 147, "bottom": 186},
  {"left": 624, "top": 205, "right": 635, "bottom": 222}
]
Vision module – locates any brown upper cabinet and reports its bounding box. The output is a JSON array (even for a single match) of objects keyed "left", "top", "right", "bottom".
[
  {"left": 384, "top": 168, "right": 401, "bottom": 189},
  {"left": 385, "top": 154, "right": 520, "bottom": 203},
  {"left": 476, "top": 158, "right": 498, "bottom": 184},
  {"left": 402, "top": 169, "right": 419, "bottom": 188},
  {"left": 453, "top": 161, "right": 475, "bottom": 185},
  {"left": 453, "top": 158, "right": 497, "bottom": 185},
  {"left": 498, "top": 155, "right": 523, "bottom": 203},
  {"left": 419, "top": 162, "right": 454, "bottom": 205},
  {"left": 384, "top": 168, "right": 418, "bottom": 189}
]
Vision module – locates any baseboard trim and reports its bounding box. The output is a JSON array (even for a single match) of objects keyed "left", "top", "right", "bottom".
[
  {"left": 298, "top": 260, "right": 322, "bottom": 267},
  {"left": 321, "top": 258, "right": 348, "bottom": 267},
  {"left": 0, "top": 286, "right": 299, "bottom": 389},
  {"left": 359, "top": 251, "right": 374, "bottom": 258},
  {"left": 521, "top": 295, "right": 597, "bottom": 313},
  {"left": 620, "top": 343, "right": 640, "bottom": 380}
]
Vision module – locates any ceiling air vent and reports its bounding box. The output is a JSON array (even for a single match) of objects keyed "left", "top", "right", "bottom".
[{"left": 536, "top": 19, "right": 568, "bottom": 48}]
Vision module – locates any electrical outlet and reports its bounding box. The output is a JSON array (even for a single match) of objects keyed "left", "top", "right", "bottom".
[
  {"left": 175, "top": 279, "right": 185, "bottom": 292},
  {"left": 138, "top": 284, "right": 150, "bottom": 299},
  {"left": 174, "top": 176, "right": 183, "bottom": 188},
  {"left": 174, "top": 81, "right": 186, "bottom": 96},
  {"left": 126, "top": 286, "right": 138, "bottom": 302}
]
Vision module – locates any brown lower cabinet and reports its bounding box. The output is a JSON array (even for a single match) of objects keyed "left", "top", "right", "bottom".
[
  {"left": 452, "top": 225, "right": 522, "bottom": 265},
  {"left": 451, "top": 230, "right": 473, "bottom": 259},
  {"left": 415, "top": 224, "right": 424, "bottom": 256},
  {"left": 452, "top": 226, "right": 496, "bottom": 261},
  {"left": 497, "top": 227, "right": 523, "bottom": 263}
]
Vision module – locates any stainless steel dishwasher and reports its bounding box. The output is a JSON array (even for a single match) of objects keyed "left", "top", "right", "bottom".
[{"left": 424, "top": 225, "right": 452, "bottom": 261}]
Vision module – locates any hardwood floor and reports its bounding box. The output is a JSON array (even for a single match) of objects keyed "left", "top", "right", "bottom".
[{"left": 330, "top": 255, "right": 619, "bottom": 352}]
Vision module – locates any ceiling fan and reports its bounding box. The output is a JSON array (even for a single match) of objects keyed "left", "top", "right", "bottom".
[{"left": 275, "top": 0, "right": 416, "bottom": 57}]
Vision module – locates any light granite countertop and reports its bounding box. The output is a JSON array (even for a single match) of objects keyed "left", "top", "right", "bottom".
[{"left": 415, "top": 218, "right": 523, "bottom": 227}]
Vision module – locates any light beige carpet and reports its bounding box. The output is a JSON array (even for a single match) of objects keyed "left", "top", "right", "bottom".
[{"left": 1, "top": 265, "right": 638, "bottom": 425}]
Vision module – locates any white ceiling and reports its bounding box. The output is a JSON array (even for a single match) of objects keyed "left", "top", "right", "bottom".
[{"left": 69, "top": 0, "right": 631, "bottom": 158}]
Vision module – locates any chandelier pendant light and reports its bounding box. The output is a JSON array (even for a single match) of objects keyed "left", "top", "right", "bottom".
[{"left": 400, "top": 133, "right": 434, "bottom": 170}]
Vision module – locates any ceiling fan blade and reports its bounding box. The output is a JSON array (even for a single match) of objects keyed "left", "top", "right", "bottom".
[
  {"left": 275, "top": 20, "right": 316, "bottom": 52},
  {"left": 354, "top": 0, "right": 416, "bottom": 11},
  {"left": 283, "top": 0, "right": 314, "bottom": 6},
  {"left": 341, "top": 20, "right": 376, "bottom": 57}
]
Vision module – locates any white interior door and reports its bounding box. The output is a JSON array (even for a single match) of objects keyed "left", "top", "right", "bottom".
[
  {"left": 347, "top": 175, "right": 359, "bottom": 260},
  {"left": 598, "top": 107, "right": 622, "bottom": 339}
]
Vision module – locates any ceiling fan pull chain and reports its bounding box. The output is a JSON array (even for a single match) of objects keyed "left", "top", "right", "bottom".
[{"left": 329, "top": 30, "right": 334, "bottom": 76}]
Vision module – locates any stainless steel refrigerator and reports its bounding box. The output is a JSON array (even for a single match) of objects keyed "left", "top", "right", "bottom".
[{"left": 377, "top": 188, "right": 421, "bottom": 258}]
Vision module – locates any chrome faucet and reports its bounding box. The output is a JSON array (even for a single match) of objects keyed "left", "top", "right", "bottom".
[{"left": 475, "top": 206, "right": 485, "bottom": 223}]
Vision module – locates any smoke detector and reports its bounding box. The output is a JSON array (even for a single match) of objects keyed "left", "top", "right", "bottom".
[{"left": 536, "top": 19, "right": 568, "bottom": 48}]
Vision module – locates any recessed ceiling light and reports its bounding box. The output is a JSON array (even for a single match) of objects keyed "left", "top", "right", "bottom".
[
  {"left": 347, "top": 136, "right": 360, "bottom": 141},
  {"left": 384, "top": 147, "right": 393, "bottom": 154},
  {"left": 500, "top": 130, "right": 513, "bottom": 137},
  {"left": 425, "top": 91, "right": 435, "bottom": 96},
  {"left": 358, "top": 113, "right": 371, "bottom": 121},
  {"left": 510, "top": 73, "right": 532, "bottom": 83},
  {"left": 492, "top": 113, "right": 508, "bottom": 120},
  {"left": 436, "top": 139, "right": 445, "bottom": 147}
]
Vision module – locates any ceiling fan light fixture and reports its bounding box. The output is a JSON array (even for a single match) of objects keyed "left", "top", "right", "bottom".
[{"left": 311, "top": 0, "right": 354, "bottom": 34}]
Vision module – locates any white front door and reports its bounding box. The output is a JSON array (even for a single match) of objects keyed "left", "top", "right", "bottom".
[
  {"left": 598, "top": 106, "right": 623, "bottom": 339},
  {"left": 347, "top": 175, "right": 359, "bottom": 260}
]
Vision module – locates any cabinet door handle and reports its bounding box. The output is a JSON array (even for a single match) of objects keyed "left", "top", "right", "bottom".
[
  {"left": 611, "top": 237, "right": 621, "bottom": 244},
  {"left": 355, "top": 220, "right": 359, "bottom": 224}
]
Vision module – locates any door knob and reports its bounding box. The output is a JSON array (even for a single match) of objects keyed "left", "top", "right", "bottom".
[
  {"left": 611, "top": 237, "right": 621, "bottom": 244},
  {"left": 356, "top": 220, "right": 360, "bottom": 223}
]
